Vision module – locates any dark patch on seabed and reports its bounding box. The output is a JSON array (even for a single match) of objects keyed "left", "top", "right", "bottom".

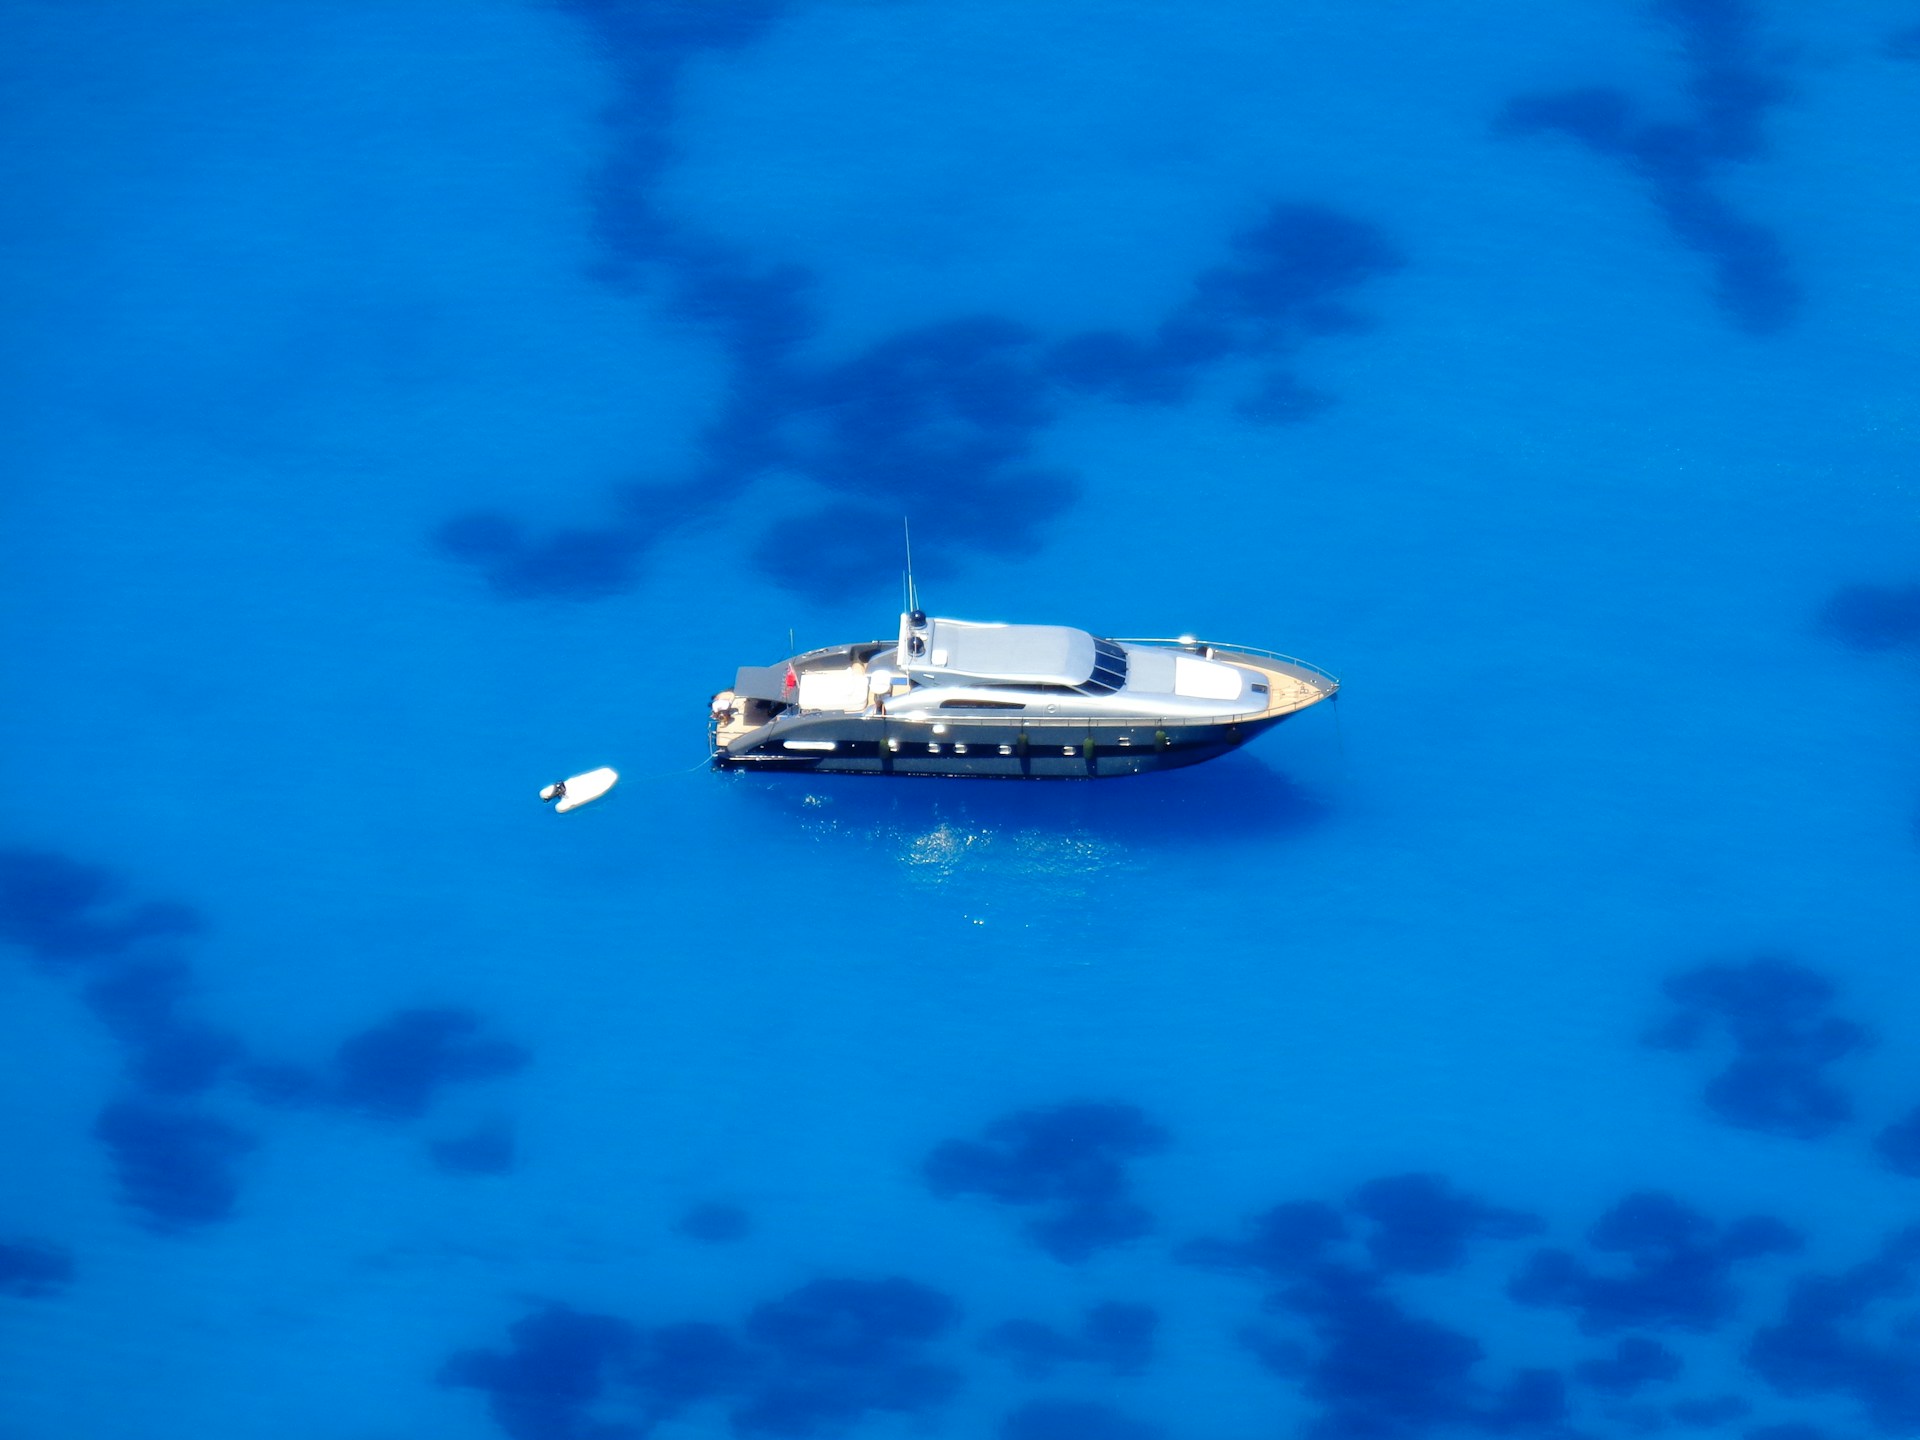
[
  {"left": 13, "top": 843, "right": 1913, "bottom": 1436},
  {"left": 436, "top": 5, "right": 1404, "bottom": 604},
  {"left": 1644, "top": 957, "right": 1867, "bottom": 1140},
  {"left": 1815, "top": 579, "right": 1920, "bottom": 853},
  {"left": 1575, "top": 1334, "right": 1683, "bottom": 1395},
  {"left": 83, "top": 959, "right": 245, "bottom": 1098},
  {"left": 981, "top": 1300, "right": 1157, "bottom": 1379},
  {"left": 677, "top": 1200, "right": 753, "bottom": 1243},
  {"left": 1181, "top": 1178, "right": 1567, "bottom": 1438},
  {"left": 1000, "top": 1398, "right": 1164, "bottom": 1440},
  {"left": 442, "top": 1275, "right": 964, "bottom": 1439},
  {"left": 429, "top": 1118, "right": 517, "bottom": 1177},
  {"left": 1749, "top": 1226, "right": 1920, "bottom": 1435},
  {"left": 1887, "top": 23, "right": 1920, "bottom": 61},
  {"left": 245, "top": 1006, "right": 529, "bottom": 1122},
  {"left": 1817, "top": 583, "right": 1920, "bottom": 654},
  {"left": 429, "top": 1136, "right": 1874, "bottom": 1440},
  {"left": 1509, "top": 1191, "right": 1802, "bottom": 1333},
  {"left": 92, "top": 1100, "right": 257, "bottom": 1233},
  {"left": 0, "top": 1237, "right": 74, "bottom": 1298},
  {"left": 923, "top": 1102, "right": 1169, "bottom": 1263},
  {"left": 0, "top": 847, "right": 201, "bottom": 968},
  {"left": 1497, "top": 0, "right": 1799, "bottom": 335},
  {"left": 2, "top": 841, "right": 535, "bottom": 1231},
  {"left": 1346, "top": 1172, "right": 1542, "bottom": 1274},
  {"left": 1171, "top": 1162, "right": 1860, "bottom": 1437}
]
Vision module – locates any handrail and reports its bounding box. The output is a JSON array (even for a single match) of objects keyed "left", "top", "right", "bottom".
[
  {"left": 727, "top": 637, "right": 1339, "bottom": 746},
  {"left": 775, "top": 635, "right": 1339, "bottom": 687},
  {"left": 895, "top": 711, "right": 1305, "bottom": 728},
  {"left": 745, "top": 688, "right": 1332, "bottom": 738}
]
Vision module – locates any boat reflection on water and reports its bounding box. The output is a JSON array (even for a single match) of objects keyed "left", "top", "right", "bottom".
[{"left": 730, "top": 752, "right": 1329, "bottom": 865}]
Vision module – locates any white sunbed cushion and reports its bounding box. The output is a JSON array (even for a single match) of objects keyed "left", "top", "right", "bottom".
[
  {"left": 797, "top": 669, "right": 869, "bottom": 712},
  {"left": 1173, "top": 655, "right": 1245, "bottom": 701}
]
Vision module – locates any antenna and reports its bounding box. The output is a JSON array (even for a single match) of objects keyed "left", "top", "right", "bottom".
[{"left": 903, "top": 517, "right": 919, "bottom": 615}]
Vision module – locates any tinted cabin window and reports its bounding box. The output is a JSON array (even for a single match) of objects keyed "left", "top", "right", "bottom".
[
  {"left": 1074, "top": 638, "right": 1130, "bottom": 695},
  {"left": 939, "top": 698, "right": 1025, "bottom": 710}
]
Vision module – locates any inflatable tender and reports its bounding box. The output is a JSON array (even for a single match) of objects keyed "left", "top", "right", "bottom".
[{"left": 540, "top": 766, "right": 618, "bottom": 814}]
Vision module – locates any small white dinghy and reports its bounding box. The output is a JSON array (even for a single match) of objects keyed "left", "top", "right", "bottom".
[{"left": 540, "top": 766, "right": 618, "bottom": 814}]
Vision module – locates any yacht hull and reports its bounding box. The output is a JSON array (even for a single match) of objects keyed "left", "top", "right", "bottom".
[{"left": 711, "top": 712, "right": 1295, "bottom": 780}]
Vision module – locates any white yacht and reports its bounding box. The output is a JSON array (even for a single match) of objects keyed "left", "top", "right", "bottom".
[{"left": 710, "top": 609, "right": 1337, "bottom": 778}]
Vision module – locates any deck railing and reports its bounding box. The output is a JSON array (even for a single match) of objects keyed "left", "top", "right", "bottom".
[
  {"left": 731, "top": 637, "right": 1338, "bottom": 740},
  {"left": 1112, "top": 637, "right": 1341, "bottom": 689},
  {"left": 777, "top": 636, "right": 1339, "bottom": 689}
]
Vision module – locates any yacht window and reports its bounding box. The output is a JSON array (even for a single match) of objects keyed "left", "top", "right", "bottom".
[
  {"left": 939, "top": 698, "right": 1025, "bottom": 710},
  {"left": 1074, "top": 638, "right": 1130, "bottom": 695},
  {"left": 1251, "top": 683, "right": 1269, "bottom": 695}
]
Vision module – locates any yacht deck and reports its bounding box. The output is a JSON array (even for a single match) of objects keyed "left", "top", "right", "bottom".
[{"left": 710, "top": 642, "right": 1334, "bottom": 755}]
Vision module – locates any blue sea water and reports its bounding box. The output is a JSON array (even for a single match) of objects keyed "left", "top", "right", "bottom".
[{"left": 3, "top": 2, "right": 1918, "bottom": 1437}]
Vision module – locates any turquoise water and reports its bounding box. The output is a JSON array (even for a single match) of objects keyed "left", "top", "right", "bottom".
[{"left": 3, "top": 3, "right": 1918, "bottom": 1437}]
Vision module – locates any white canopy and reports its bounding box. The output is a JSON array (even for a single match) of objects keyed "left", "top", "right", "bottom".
[{"left": 903, "top": 618, "right": 1096, "bottom": 686}]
